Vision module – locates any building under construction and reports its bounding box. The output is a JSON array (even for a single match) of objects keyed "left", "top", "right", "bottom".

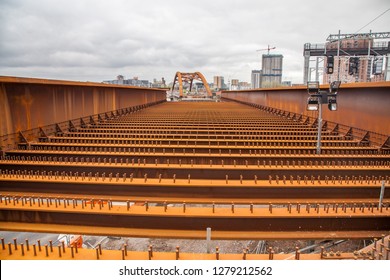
[
  {"left": 0, "top": 75, "right": 389, "bottom": 260},
  {"left": 260, "top": 54, "right": 283, "bottom": 88}
]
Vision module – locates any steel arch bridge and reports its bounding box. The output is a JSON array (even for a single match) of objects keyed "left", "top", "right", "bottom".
[{"left": 171, "top": 71, "right": 212, "bottom": 98}]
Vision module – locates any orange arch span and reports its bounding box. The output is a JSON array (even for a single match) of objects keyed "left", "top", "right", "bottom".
[{"left": 171, "top": 71, "right": 212, "bottom": 97}]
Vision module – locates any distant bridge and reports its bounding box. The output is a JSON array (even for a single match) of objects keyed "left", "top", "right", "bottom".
[{"left": 171, "top": 71, "right": 212, "bottom": 98}]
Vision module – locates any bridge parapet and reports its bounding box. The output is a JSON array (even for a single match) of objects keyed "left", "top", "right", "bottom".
[
  {"left": 0, "top": 76, "right": 167, "bottom": 152},
  {"left": 222, "top": 82, "right": 390, "bottom": 149}
]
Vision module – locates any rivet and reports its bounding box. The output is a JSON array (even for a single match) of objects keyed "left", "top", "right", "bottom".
[
  {"left": 45, "top": 244, "right": 49, "bottom": 257},
  {"left": 268, "top": 247, "right": 273, "bottom": 260},
  {"left": 176, "top": 246, "right": 180, "bottom": 260},
  {"left": 295, "top": 247, "right": 300, "bottom": 260},
  {"left": 380, "top": 243, "right": 384, "bottom": 253},
  {"left": 13, "top": 238, "right": 18, "bottom": 250}
]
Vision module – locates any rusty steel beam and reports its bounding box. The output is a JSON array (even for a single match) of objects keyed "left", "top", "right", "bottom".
[
  {"left": 1, "top": 221, "right": 387, "bottom": 241},
  {"left": 221, "top": 82, "right": 390, "bottom": 137},
  {"left": 0, "top": 162, "right": 388, "bottom": 184},
  {"left": 1, "top": 234, "right": 389, "bottom": 260},
  {"left": 0, "top": 196, "right": 389, "bottom": 240},
  {"left": 2, "top": 191, "right": 389, "bottom": 205},
  {"left": 14, "top": 140, "right": 386, "bottom": 156},
  {"left": 18, "top": 142, "right": 383, "bottom": 154},
  {"left": 1, "top": 174, "right": 389, "bottom": 200},
  {"left": 4, "top": 150, "right": 390, "bottom": 167},
  {"left": 38, "top": 136, "right": 367, "bottom": 147},
  {"left": 0, "top": 100, "right": 166, "bottom": 152},
  {"left": 0, "top": 76, "right": 167, "bottom": 137}
]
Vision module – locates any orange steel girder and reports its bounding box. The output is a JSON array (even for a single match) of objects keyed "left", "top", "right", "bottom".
[{"left": 171, "top": 71, "right": 212, "bottom": 97}]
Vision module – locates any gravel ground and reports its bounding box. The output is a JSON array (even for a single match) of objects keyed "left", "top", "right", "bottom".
[{"left": 82, "top": 235, "right": 365, "bottom": 255}]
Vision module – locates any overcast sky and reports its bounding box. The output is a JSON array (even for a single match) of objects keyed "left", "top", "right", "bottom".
[{"left": 0, "top": 0, "right": 389, "bottom": 84}]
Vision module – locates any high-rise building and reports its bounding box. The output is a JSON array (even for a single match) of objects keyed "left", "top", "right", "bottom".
[
  {"left": 251, "top": 70, "right": 262, "bottom": 89},
  {"left": 213, "top": 76, "right": 225, "bottom": 89},
  {"left": 261, "top": 54, "right": 283, "bottom": 88},
  {"left": 231, "top": 79, "right": 239, "bottom": 90},
  {"left": 238, "top": 81, "right": 251, "bottom": 90}
]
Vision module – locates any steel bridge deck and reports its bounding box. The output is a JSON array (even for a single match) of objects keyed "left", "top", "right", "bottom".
[{"left": 1, "top": 101, "right": 389, "bottom": 246}]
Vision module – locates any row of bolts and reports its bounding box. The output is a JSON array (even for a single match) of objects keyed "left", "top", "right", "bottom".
[
  {"left": 66, "top": 127, "right": 335, "bottom": 133},
  {"left": 69, "top": 126, "right": 329, "bottom": 131},
  {"left": 61, "top": 129, "right": 344, "bottom": 140},
  {"left": 2, "top": 155, "right": 389, "bottom": 167},
  {"left": 1, "top": 195, "right": 388, "bottom": 214},
  {"left": 18, "top": 145, "right": 386, "bottom": 156},
  {"left": 64, "top": 131, "right": 361, "bottom": 141},
  {"left": 1, "top": 237, "right": 78, "bottom": 259},
  {"left": 359, "top": 236, "right": 390, "bottom": 260},
  {"left": 61, "top": 132, "right": 347, "bottom": 140},
  {"left": 1, "top": 169, "right": 389, "bottom": 186},
  {"left": 26, "top": 139, "right": 371, "bottom": 149},
  {"left": 50, "top": 138, "right": 356, "bottom": 147},
  {"left": 2, "top": 238, "right": 389, "bottom": 260}
]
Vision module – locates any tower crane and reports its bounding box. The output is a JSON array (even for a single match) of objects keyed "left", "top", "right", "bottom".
[{"left": 256, "top": 45, "right": 276, "bottom": 55}]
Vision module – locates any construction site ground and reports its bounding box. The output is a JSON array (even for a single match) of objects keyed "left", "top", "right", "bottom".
[{"left": 84, "top": 235, "right": 366, "bottom": 255}]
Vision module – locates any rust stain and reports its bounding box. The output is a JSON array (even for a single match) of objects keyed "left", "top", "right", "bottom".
[{"left": 11, "top": 88, "right": 34, "bottom": 131}]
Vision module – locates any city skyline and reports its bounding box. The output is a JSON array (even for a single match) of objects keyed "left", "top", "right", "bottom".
[{"left": 0, "top": 0, "right": 389, "bottom": 85}]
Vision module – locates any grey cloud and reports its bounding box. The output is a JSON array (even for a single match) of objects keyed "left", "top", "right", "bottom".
[{"left": 1, "top": 0, "right": 389, "bottom": 84}]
